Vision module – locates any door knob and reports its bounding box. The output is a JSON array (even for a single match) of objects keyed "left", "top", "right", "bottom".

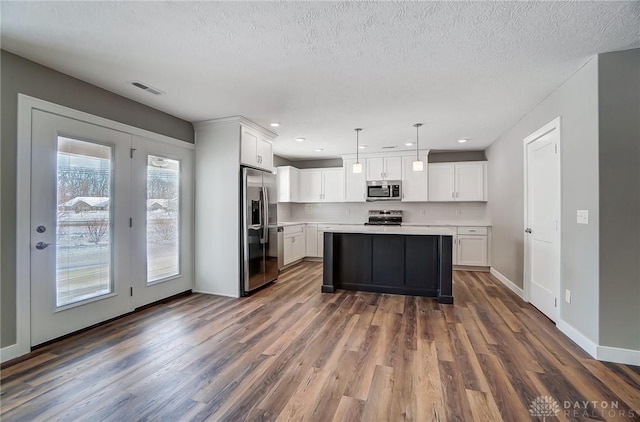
[
  {"left": 525, "top": 228, "right": 532, "bottom": 234},
  {"left": 35, "top": 241, "right": 52, "bottom": 250}
]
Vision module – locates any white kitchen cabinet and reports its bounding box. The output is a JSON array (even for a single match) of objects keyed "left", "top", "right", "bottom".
[
  {"left": 428, "top": 161, "right": 487, "bottom": 202},
  {"left": 366, "top": 156, "right": 402, "bottom": 181},
  {"left": 322, "top": 168, "right": 344, "bottom": 202},
  {"left": 456, "top": 234, "right": 488, "bottom": 266},
  {"left": 299, "top": 170, "right": 323, "bottom": 203},
  {"left": 276, "top": 166, "right": 299, "bottom": 203},
  {"left": 283, "top": 225, "right": 305, "bottom": 265},
  {"left": 299, "top": 168, "right": 343, "bottom": 203},
  {"left": 343, "top": 159, "right": 366, "bottom": 202},
  {"left": 441, "top": 226, "right": 458, "bottom": 265},
  {"left": 240, "top": 125, "right": 274, "bottom": 172},
  {"left": 305, "top": 224, "right": 318, "bottom": 257},
  {"left": 401, "top": 155, "right": 428, "bottom": 201},
  {"left": 316, "top": 224, "right": 333, "bottom": 258},
  {"left": 455, "top": 162, "right": 487, "bottom": 201}
]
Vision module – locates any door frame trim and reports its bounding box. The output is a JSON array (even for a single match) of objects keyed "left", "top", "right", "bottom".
[
  {"left": 522, "top": 116, "right": 562, "bottom": 322},
  {"left": 6, "top": 94, "right": 193, "bottom": 363}
]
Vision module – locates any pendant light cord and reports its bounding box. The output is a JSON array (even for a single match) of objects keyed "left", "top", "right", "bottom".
[
  {"left": 355, "top": 128, "right": 362, "bottom": 163},
  {"left": 413, "top": 123, "right": 422, "bottom": 159}
]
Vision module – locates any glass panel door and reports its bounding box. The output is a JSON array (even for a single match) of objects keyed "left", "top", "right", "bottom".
[
  {"left": 131, "top": 136, "right": 193, "bottom": 308},
  {"left": 56, "top": 137, "right": 114, "bottom": 306},
  {"left": 146, "top": 155, "right": 180, "bottom": 283},
  {"left": 30, "top": 110, "right": 133, "bottom": 346}
]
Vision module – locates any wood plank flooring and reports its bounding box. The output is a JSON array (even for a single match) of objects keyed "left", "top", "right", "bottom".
[{"left": 1, "top": 262, "right": 639, "bottom": 421}]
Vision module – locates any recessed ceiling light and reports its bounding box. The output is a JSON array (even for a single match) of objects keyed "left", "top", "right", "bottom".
[
  {"left": 458, "top": 139, "right": 468, "bottom": 143},
  {"left": 405, "top": 142, "right": 414, "bottom": 146},
  {"left": 270, "top": 123, "right": 280, "bottom": 127},
  {"left": 315, "top": 148, "right": 324, "bottom": 152},
  {"left": 359, "top": 145, "right": 367, "bottom": 149},
  {"left": 295, "top": 137, "right": 305, "bottom": 142}
]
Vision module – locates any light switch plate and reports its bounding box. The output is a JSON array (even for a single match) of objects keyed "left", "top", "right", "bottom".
[
  {"left": 577, "top": 210, "right": 589, "bottom": 224},
  {"left": 565, "top": 289, "right": 571, "bottom": 304}
]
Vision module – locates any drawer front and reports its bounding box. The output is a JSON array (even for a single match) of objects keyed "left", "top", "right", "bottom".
[
  {"left": 283, "top": 224, "right": 304, "bottom": 235},
  {"left": 458, "top": 226, "right": 487, "bottom": 235}
]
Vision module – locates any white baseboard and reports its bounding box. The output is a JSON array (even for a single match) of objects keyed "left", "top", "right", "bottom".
[
  {"left": 597, "top": 345, "right": 640, "bottom": 366},
  {"left": 192, "top": 290, "right": 239, "bottom": 298},
  {"left": 557, "top": 320, "right": 598, "bottom": 358},
  {"left": 489, "top": 267, "right": 524, "bottom": 299},
  {"left": 1, "top": 343, "right": 22, "bottom": 363}
]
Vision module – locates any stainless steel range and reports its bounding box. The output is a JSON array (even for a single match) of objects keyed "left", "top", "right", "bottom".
[{"left": 364, "top": 210, "right": 403, "bottom": 226}]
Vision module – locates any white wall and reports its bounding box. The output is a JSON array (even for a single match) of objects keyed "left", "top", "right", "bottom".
[
  {"left": 486, "top": 57, "right": 601, "bottom": 343},
  {"left": 286, "top": 202, "right": 489, "bottom": 225}
]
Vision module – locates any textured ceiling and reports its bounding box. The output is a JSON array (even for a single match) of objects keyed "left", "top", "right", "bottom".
[{"left": 2, "top": 1, "right": 639, "bottom": 159}]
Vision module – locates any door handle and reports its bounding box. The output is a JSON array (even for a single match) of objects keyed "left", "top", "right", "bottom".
[
  {"left": 35, "top": 241, "right": 54, "bottom": 250},
  {"left": 525, "top": 228, "right": 532, "bottom": 234}
]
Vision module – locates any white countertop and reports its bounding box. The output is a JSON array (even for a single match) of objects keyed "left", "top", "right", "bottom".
[
  {"left": 324, "top": 225, "right": 455, "bottom": 236},
  {"left": 279, "top": 221, "right": 490, "bottom": 228}
]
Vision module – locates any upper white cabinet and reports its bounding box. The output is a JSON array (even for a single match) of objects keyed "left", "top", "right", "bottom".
[
  {"left": 240, "top": 125, "right": 274, "bottom": 172},
  {"left": 428, "top": 161, "right": 487, "bottom": 202},
  {"left": 343, "top": 159, "right": 366, "bottom": 202},
  {"left": 401, "top": 155, "right": 428, "bottom": 202},
  {"left": 276, "top": 166, "right": 299, "bottom": 203},
  {"left": 455, "top": 162, "right": 487, "bottom": 201},
  {"left": 299, "top": 168, "right": 344, "bottom": 203},
  {"left": 366, "top": 156, "right": 402, "bottom": 181}
]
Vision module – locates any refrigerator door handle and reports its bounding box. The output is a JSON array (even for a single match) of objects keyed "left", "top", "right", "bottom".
[{"left": 260, "top": 187, "right": 268, "bottom": 244}]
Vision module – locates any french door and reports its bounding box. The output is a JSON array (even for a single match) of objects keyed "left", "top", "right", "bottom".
[
  {"left": 30, "top": 110, "right": 193, "bottom": 346},
  {"left": 130, "top": 135, "right": 193, "bottom": 307}
]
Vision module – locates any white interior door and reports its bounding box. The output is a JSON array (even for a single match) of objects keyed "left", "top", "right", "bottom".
[
  {"left": 131, "top": 136, "right": 194, "bottom": 308},
  {"left": 30, "top": 110, "right": 133, "bottom": 346},
  {"left": 524, "top": 120, "right": 561, "bottom": 322}
]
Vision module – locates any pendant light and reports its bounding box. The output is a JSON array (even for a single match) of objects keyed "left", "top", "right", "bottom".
[
  {"left": 412, "top": 123, "right": 424, "bottom": 172},
  {"left": 353, "top": 128, "right": 363, "bottom": 174}
]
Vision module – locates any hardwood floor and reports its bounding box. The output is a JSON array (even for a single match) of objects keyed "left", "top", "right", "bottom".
[{"left": 1, "top": 262, "right": 639, "bottom": 421}]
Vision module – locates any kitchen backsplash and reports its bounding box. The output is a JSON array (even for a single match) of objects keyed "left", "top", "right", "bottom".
[{"left": 281, "top": 202, "right": 489, "bottom": 225}]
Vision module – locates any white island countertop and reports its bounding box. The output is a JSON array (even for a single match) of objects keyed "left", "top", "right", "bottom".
[{"left": 324, "top": 225, "right": 455, "bottom": 236}]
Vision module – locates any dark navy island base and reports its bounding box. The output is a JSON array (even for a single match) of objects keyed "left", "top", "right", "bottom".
[{"left": 322, "top": 231, "right": 453, "bottom": 304}]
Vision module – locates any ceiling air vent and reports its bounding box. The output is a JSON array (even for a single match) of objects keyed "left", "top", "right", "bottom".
[
  {"left": 382, "top": 145, "right": 397, "bottom": 149},
  {"left": 131, "top": 81, "right": 164, "bottom": 95}
]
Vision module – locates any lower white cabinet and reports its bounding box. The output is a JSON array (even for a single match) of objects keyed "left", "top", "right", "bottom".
[
  {"left": 283, "top": 225, "right": 305, "bottom": 265},
  {"left": 455, "top": 226, "right": 488, "bottom": 266},
  {"left": 305, "top": 224, "right": 318, "bottom": 257}
]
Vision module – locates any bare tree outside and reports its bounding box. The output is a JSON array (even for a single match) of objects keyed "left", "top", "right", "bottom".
[{"left": 84, "top": 217, "right": 109, "bottom": 245}]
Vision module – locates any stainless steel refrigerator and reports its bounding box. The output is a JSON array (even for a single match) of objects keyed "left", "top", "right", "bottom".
[{"left": 241, "top": 167, "right": 278, "bottom": 295}]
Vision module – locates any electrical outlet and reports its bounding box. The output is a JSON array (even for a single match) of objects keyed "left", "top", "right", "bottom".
[
  {"left": 577, "top": 210, "right": 589, "bottom": 224},
  {"left": 421, "top": 208, "right": 426, "bottom": 216},
  {"left": 565, "top": 289, "right": 571, "bottom": 304},
  {"left": 345, "top": 208, "right": 350, "bottom": 216},
  {"left": 456, "top": 209, "right": 461, "bottom": 217}
]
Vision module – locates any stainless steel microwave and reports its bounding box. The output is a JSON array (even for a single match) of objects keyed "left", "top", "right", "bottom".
[{"left": 366, "top": 181, "right": 401, "bottom": 201}]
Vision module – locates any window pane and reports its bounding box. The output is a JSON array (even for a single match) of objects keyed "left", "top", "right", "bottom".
[
  {"left": 147, "top": 155, "right": 180, "bottom": 282},
  {"left": 56, "top": 137, "right": 113, "bottom": 307}
]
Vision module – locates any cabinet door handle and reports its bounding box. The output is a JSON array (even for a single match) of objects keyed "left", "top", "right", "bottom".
[
  {"left": 456, "top": 192, "right": 459, "bottom": 198},
  {"left": 452, "top": 192, "right": 455, "bottom": 198}
]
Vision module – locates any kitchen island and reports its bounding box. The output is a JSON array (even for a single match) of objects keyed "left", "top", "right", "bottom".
[{"left": 322, "top": 226, "right": 454, "bottom": 304}]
